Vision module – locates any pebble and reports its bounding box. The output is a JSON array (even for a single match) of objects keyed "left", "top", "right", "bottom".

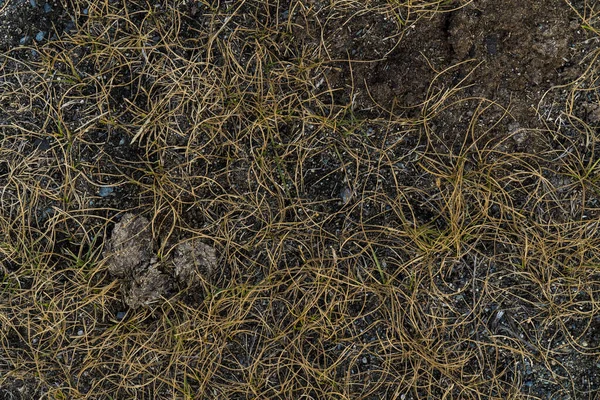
[
  {"left": 29, "top": 0, "right": 37, "bottom": 7},
  {"left": 35, "top": 31, "right": 45, "bottom": 42},
  {"left": 340, "top": 186, "right": 352, "bottom": 204},
  {"left": 19, "top": 36, "right": 31, "bottom": 45},
  {"left": 116, "top": 311, "right": 126, "bottom": 320},
  {"left": 43, "top": 3, "right": 52, "bottom": 13},
  {"left": 77, "top": 329, "right": 84, "bottom": 336},
  {"left": 99, "top": 186, "right": 114, "bottom": 197}
]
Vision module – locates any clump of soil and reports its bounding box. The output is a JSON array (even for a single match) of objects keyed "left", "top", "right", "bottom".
[
  {"left": 172, "top": 239, "right": 218, "bottom": 287},
  {"left": 104, "top": 213, "right": 217, "bottom": 309}
]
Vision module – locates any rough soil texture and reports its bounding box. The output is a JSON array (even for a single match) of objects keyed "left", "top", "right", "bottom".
[
  {"left": 104, "top": 213, "right": 154, "bottom": 278},
  {"left": 327, "top": 0, "right": 590, "bottom": 136},
  {"left": 172, "top": 239, "right": 218, "bottom": 286},
  {"left": 104, "top": 213, "right": 217, "bottom": 308},
  {"left": 1, "top": 0, "right": 600, "bottom": 399}
]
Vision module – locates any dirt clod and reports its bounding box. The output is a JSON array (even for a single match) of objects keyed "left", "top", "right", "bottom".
[
  {"left": 104, "top": 213, "right": 153, "bottom": 278},
  {"left": 172, "top": 239, "right": 217, "bottom": 286},
  {"left": 104, "top": 214, "right": 217, "bottom": 309},
  {"left": 124, "top": 260, "right": 171, "bottom": 309}
]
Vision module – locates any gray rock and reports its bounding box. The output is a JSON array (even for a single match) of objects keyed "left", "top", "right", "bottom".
[{"left": 99, "top": 186, "right": 114, "bottom": 197}]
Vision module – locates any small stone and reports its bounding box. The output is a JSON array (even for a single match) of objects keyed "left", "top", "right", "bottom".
[
  {"left": 77, "top": 329, "right": 84, "bottom": 336},
  {"left": 116, "top": 311, "right": 126, "bottom": 320},
  {"left": 43, "top": 3, "right": 52, "bottom": 13},
  {"left": 524, "top": 380, "right": 533, "bottom": 388},
  {"left": 19, "top": 36, "right": 31, "bottom": 46},
  {"left": 82, "top": 7, "right": 89, "bottom": 15},
  {"left": 362, "top": 357, "right": 368, "bottom": 364},
  {"left": 35, "top": 31, "right": 45, "bottom": 42},
  {"left": 582, "top": 340, "right": 588, "bottom": 347},
  {"left": 99, "top": 186, "right": 114, "bottom": 197},
  {"left": 29, "top": 0, "right": 37, "bottom": 7},
  {"left": 119, "top": 138, "right": 126, "bottom": 146},
  {"left": 340, "top": 187, "right": 352, "bottom": 204}
]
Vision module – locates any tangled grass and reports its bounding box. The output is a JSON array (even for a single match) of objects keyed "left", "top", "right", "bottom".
[{"left": 1, "top": 0, "right": 600, "bottom": 398}]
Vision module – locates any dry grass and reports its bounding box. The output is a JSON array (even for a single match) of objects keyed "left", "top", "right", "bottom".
[{"left": 1, "top": 0, "right": 600, "bottom": 399}]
